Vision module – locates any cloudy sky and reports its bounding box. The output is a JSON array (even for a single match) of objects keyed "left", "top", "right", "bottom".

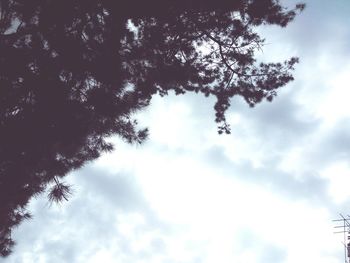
[{"left": 5, "top": 0, "right": 350, "bottom": 262}]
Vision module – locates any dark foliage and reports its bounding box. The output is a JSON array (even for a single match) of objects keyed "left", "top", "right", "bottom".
[{"left": 0, "top": 0, "right": 304, "bottom": 256}]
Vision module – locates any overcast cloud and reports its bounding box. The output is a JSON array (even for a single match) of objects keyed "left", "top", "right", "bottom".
[{"left": 5, "top": 1, "right": 350, "bottom": 262}]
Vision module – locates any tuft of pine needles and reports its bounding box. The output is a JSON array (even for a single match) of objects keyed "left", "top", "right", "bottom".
[{"left": 48, "top": 177, "right": 73, "bottom": 204}]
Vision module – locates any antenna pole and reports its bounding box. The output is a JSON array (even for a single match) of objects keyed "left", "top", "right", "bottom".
[
  {"left": 345, "top": 218, "right": 347, "bottom": 263},
  {"left": 333, "top": 214, "right": 350, "bottom": 263}
]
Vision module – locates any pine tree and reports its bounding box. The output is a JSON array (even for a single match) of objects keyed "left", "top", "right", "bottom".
[{"left": 0, "top": 0, "right": 304, "bottom": 256}]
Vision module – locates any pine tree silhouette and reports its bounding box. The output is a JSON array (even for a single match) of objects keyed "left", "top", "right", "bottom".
[{"left": 0, "top": 0, "right": 304, "bottom": 256}]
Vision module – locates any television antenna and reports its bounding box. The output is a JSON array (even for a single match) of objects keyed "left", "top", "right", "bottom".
[{"left": 333, "top": 214, "right": 350, "bottom": 263}]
